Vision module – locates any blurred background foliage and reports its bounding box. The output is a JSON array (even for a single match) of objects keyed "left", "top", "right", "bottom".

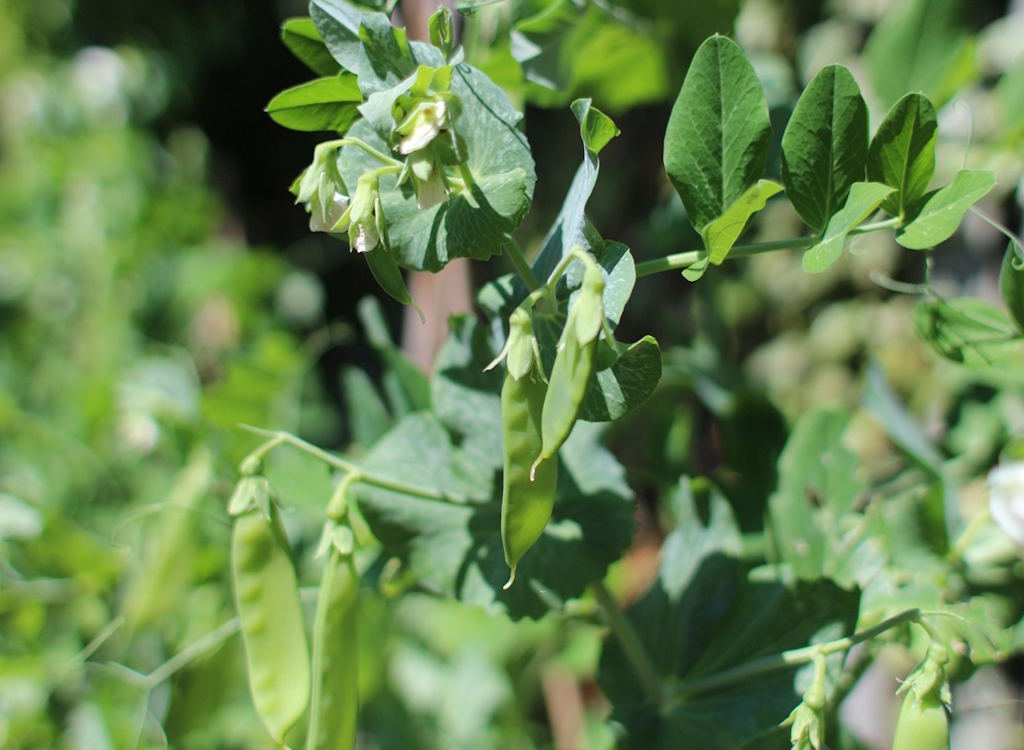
[{"left": 1, "top": 0, "right": 1023, "bottom": 747}]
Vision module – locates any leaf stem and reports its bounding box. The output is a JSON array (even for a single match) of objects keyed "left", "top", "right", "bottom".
[
  {"left": 239, "top": 425, "right": 470, "bottom": 504},
  {"left": 334, "top": 137, "right": 403, "bottom": 168},
  {"left": 592, "top": 581, "right": 663, "bottom": 707},
  {"left": 666, "top": 607, "right": 920, "bottom": 705},
  {"left": 635, "top": 217, "right": 903, "bottom": 278},
  {"left": 142, "top": 617, "right": 241, "bottom": 689},
  {"left": 504, "top": 238, "right": 541, "bottom": 292}
]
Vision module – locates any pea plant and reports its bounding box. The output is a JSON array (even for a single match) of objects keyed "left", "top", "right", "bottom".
[{"left": 228, "top": 1, "right": 1024, "bottom": 747}]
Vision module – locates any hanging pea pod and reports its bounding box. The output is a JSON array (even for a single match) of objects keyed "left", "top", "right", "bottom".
[
  {"left": 533, "top": 257, "right": 605, "bottom": 475},
  {"left": 231, "top": 505, "right": 311, "bottom": 745},
  {"left": 500, "top": 360, "right": 557, "bottom": 588},
  {"left": 307, "top": 522, "right": 360, "bottom": 750},
  {"left": 892, "top": 685, "right": 950, "bottom": 750}
]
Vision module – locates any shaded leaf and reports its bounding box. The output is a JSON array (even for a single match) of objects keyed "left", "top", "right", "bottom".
[
  {"left": 340, "top": 366, "right": 393, "bottom": 450},
  {"left": 781, "top": 64, "right": 868, "bottom": 232},
  {"left": 664, "top": 35, "right": 772, "bottom": 232},
  {"left": 913, "top": 298, "right": 1023, "bottom": 369},
  {"left": 1000, "top": 244, "right": 1024, "bottom": 333},
  {"left": 579, "top": 336, "right": 662, "bottom": 422},
  {"left": 802, "top": 182, "right": 893, "bottom": 273},
  {"left": 863, "top": 0, "right": 975, "bottom": 110},
  {"left": 896, "top": 170, "right": 996, "bottom": 250},
  {"left": 281, "top": 17, "right": 342, "bottom": 77},
  {"left": 867, "top": 93, "right": 938, "bottom": 218}
]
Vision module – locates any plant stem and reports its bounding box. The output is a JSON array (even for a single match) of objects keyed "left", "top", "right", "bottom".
[
  {"left": 240, "top": 425, "right": 470, "bottom": 504},
  {"left": 667, "top": 608, "right": 920, "bottom": 704},
  {"left": 143, "top": 618, "right": 242, "bottom": 689},
  {"left": 592, "top": 581, "right": 662, "bottom": 707},
  {"left": 504, "top": 238, "right": 541, "bottom": 291},
  {"left": 634, "top": 217, "right": 903, "bottom": 278}
]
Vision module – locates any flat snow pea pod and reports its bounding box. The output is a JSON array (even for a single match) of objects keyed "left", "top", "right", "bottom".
[
  {"left": 892, "top": 687, "right": 949, "bottom": 750},
  {"left": 534, "top": 277, "right": 603, "bottom": 474},
  {"left": 307, "top": 535, "right": 359, "bottom": 750},
  {"left": 501, "top": 365, "right": 557, "bottom": 588},
  {"left": 232, "top": 507, "right": 311, "bottom": 745}
]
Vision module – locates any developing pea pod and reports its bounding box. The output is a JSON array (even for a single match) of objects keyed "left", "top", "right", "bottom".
[
  {"left": 231, "top": 506, "right": 311, "bottom": 745},
  {"left": 892, "top": 685, "right": 950, "bottom": 750},
  {"left": 533, "top": 259, "right": 604, "bottom": 474},
  {"left": 307, "top": 523, "right": 359, "bottom": 750},
  {"left": 501, "top": 360, "right": 557, "bottom": 589}
]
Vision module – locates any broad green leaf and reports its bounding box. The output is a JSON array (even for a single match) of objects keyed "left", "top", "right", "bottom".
[
  {"left": 281, "top": 17, "right": 341, "bottom": 77},
  {"left": 340, "top": 366, "right": 393, "bottom": 450},
  {"left": 867, "top": 93, "right": 938, "bottom": 218},
  {"left": 863, "top": 0, "right": 975, "bottom": 110},
  {"left": 599, "top": 478, "right": 860, "bottom": 749},
  {"left": 578, "top": 336, "right": 661, "bottom": 422},
  {"left": 802, "top": 181, "right": 894, "bottom": 273},
  {"left": 565, "top": 239, "right": 635, "bottom": 329},
  {"left": 311, "top": 0, "right": 425, "bottom": 93},
  {"left": 1000, "top": 244, "right": 1024, "bottom": 333},
  {"left": 862, "top": 363, "right": 945, "bottom": 476},
  {"left": 266, "top": 74, "right": 363, "bottom": 133},
  {"left": 664, "top": 35, "right": 772, "bottom": 232},
  {"left": 353, "top": 414, "right": 633, "bottom": 620},
  {"left": 767, "top": 409, "right": 866, "bottom": 584},
  {"left": 896, "top": 170, "right": 996, "bottom": 249},
  {"left": 337, "top": 64, "right": 535, "bottom": 271},
  {"left": 510, "top": 0, "right": 671, "bottom": 112},
  {"left": 780, "top": 64, "right": 868, "bottom": 232},
  {"left": 356, "top": 296, "right": 431, "bottom": 415},
  {"left": 701, "top": 179, "right": 782, "bottom": 264},
  {"left": 914, "top": 298, "right": 1023, "bottom": 369}
]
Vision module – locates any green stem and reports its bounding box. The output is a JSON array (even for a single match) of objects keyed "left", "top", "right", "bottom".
[
  {"left": 504, "top": 238, "right": 541, "bottom": 292},
  {"left": 592, "top": 581, "right": 662, "bottom": 707},
  {"left": 336, "top": 137, "right": 403, "bottom": 168},
  {"left": 240, "top": 425, "right": 470, "bottom": 504},
  {"left": 667, "top": 608, "right": 920, "bottom": 705},
  {"left": 635, "top": 217, "right": 903, "bottom": 278},
  {"left": 143, "top": 618, "right": 241, "bottom": 689}
]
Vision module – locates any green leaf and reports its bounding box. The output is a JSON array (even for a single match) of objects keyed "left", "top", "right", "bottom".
[
  {"left": 510, "top": 0, "right": 671, "bottom": 112},
  {"left": 266, "top": 74, "right": 363, "bottom": 133},
  {"left": 863, "top": 0, "right": 975, "bottom": 110},
  {"left": 862, "top": 363, "right": 945, "bottom": 476},
  {"left": 354, "top": 413, "right": 633, "bottom": 620},
  {"left": 780, "top": 64, "right": 868, "bottom": 232},
  {"left": 571, "top": 98, "right": 620, "bottom": 154},
  {"left": 895, "top": 170, "right": 996, "bottom": 249},
  {"left": 281, "top": 17, "right": 341, "bottom": 77},
  {"left": 338, "top": 63, "right": 535, "bottom": 271},
  {"left": 802, "top": 182, "right": 894, "bottom": 273},
  {"left": 356, "top": 296, "right": 431, "bottom": 415},
  {"left": 664, "top": 35, "right": 772, "bottom": 232},
  {"left": 1000, "top": 244, "right": 1024, "bottom": 333},
  {"left": 768, "top": 409, "right": 866, "bottom": 584},
  {"left": 311, "top": 0, "right": 424, "bottom": 93},
  {"left": 340, "top": 366, "right": 393, "bottom": 450},
  {"left": 867, "top": 93, "right": 938, "bottom": 218},
  {"left": 599, "top": 478, "right": 860, "bottom": 749},
  {"left": 701, "top": 179, "right": 782, "bottom": 264},
  {"left": 913, "top": 298, "right": 1023, "bottom": 369},
  {"left": 578, "top": 336, "right": 661, "bottom": 422}
]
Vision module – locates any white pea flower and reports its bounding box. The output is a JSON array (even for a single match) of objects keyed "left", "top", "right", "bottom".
[
  {"left": 308, "top": 189, "right": 349, "bottom": 233},
  {"left": 989, "top": 461, "right": 1024, "bottom": 547},
  {"left": 347, "top": 173, "right": 382, "bottom": 254},
  {"left": 408, "top": 151, "right": 448, "bottom": 210},
  {"left": 397, "top": 99, "right": 447, "bottom": 155}
]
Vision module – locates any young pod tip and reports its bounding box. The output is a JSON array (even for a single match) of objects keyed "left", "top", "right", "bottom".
[{"left": 503, "top": 567, "right": 516, "bottom": 590}]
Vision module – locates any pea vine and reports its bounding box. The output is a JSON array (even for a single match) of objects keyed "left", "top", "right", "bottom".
[{"left": 217, "top": 1, "right": 1024, "bottom": 748}]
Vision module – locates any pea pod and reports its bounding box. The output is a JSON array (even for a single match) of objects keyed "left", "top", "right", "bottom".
[
  {"left": 892, "top": 685, "right": 949, "bottom": 750},
  {"left": 534, "top": 263, "right": 604, "bottom": 472},
  {"left": 231, "top": 507, "right": 310, "bottom": 745},
  {"left": 364, "top": 241, "right": 415, "bottom": 309},
  {"left": 306, "top": 531, "right": 359, "bottom": 750},
  {"left": 501, "top": 365, "right": 557, "bottom": 587}
]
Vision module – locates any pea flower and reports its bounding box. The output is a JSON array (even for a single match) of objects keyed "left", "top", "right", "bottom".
[
  {"left": 346, "top": 173, "right": 382, "bottom": 253},
  {"left": 406, "top": 150, "right": 449, "bottom": 210},
  {"left": 396, "top": 98, "right": 448, "bottom": 155},
  {"left": 989, "top": 461, "right": 1024, "bottom": 547}
]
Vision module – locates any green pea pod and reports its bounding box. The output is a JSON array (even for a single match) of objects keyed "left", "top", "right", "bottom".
[
  {"left": 892, "top": 687, "right": 950, "bottom": 750},
  {"left": 364, "top": 245, "right": 412, "bottom": 307},
  {"left": 232, "top": 507, "right": 311, "bottom": 745},
  {"left": 501, "top": 366, "right": 557, "bottom": 588},
  {"left": 306, "top": 542, "right": 359, "bottom": 750},
  {"left": 534, "top": 310, "right": 599, "bottom": 473}
]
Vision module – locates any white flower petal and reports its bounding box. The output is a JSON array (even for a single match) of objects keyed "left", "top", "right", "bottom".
[{"left": 989, "top": 461, "right": 1024, "bottom": 547}]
